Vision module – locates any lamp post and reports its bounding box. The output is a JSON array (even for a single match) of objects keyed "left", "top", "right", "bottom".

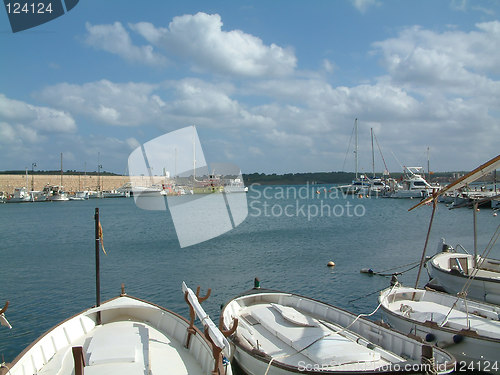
[{"left": 31, "top": 162, "right": 37, "bottom": 191}]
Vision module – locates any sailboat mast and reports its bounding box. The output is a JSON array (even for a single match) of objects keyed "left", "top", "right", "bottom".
[
  {"left": 60, "top": 153, "right": 63, "bottom": 186},
  {"left": 193, "top": 126, "right": 196, "bottom": 182},
  {"left": 427, "top": 147, "right": 430, "bottom": 182},
  {"left": 354, "top": 118, "right": 358, "bottom": 179},
  {"left": 371, "top": 128, "right": 375, "bottom": 178}
]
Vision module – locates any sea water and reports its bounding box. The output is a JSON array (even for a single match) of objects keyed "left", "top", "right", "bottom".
[{"left": 1, "top": 184, "right": 499, "bottom": 363}]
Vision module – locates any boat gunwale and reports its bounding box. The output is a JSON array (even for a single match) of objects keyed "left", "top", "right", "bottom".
[
  {"left": 222, "top": 288, "right": 456, "bottom": 374},
  {"left": 2, "top": 293, "right": 210, "bottom": 373},
  {"left": 379, "top": 287, "right": 500, "bottom": 343},
  {"left": 429, "top": 253, "right": 500, "bottom": 285}
]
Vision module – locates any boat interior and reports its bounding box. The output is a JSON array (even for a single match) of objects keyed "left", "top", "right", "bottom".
[
  {"left": 383, "top": 288, "right": 500, "bottom": 339},
  {"left": 224, "top": 292, "right": 448, "bottom": 371},
  {"left": 432, "top": 252, "right": 500, "bottom": 279},
  {"left": 4, "top": 296, "right": 214, "bottom": 375}
]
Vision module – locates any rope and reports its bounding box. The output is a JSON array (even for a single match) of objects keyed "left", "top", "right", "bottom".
[{"left": 440, "top": 223, "right": 500, "bottom": 327}]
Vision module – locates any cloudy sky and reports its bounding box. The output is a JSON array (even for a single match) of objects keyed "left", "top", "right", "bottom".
[{"left": 1, "top": 0, "right": 499, "bottom": 175}]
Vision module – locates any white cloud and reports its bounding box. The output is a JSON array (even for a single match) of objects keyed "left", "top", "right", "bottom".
[
  {"left": 0, "top": 94, "right": 76, "bottom": 144},
  {"left": 372, "top": 22, "right": 500, "bottom": 98},
  {"left": 351, "top": 0, "right": 380, "bottom": 13},
  {"left": 130, "top": 13, "right": 297, "bottom": 77},
  {"left": 37, "top": 80, "right": 164, "bottom": 126},
  {"left": 85, "top": 22, "right": 167, "bottom": 66}
]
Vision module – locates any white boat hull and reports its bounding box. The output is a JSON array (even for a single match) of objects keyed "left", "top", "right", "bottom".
[
  {"left": 222, "top": 289, "right": 455, "bottom": 374},
  {"left": 428, "top": 251, "right": 500, "bottom": 304},
  {"left": 2, "top": 294, "right": 230, "bottom": 375},
  {"left": 379, "top": 285, "right": 500, "bottom": 370}
]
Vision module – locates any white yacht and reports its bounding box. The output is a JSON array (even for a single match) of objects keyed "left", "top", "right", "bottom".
[{"left": 387, "top": 167, "right": 435, "bottom": 199}]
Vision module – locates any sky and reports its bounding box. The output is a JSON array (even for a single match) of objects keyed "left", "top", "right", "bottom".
[{"left": 1, "top": 0, "right": 499, "bottom": 175}]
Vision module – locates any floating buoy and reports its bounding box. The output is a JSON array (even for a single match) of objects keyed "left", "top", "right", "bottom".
[
  {"left": 327, "top": 261, "right": 335, "bottom": 267},
  {"left": 494, "top": 212, "right": 498, "bottom": 217},
  {"left": 360, "top": 268, "right": 374, "bottom": 275}
]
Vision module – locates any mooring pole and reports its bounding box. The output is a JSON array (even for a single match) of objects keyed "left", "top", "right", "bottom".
[{"left": 95, "top": 207, "right": 101, "bottom": 324}]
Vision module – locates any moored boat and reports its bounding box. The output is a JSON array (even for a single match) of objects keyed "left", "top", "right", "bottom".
[
  {"left": 0, "top": 285, "right": 233, "bottom": 375},
  {"left": 427, "top": 239, "right": 500, "bottom": 304},
  {"left": 379, "top": 284, "right": 500, "bottom": 370},
  {"left": 221, "top": 285, "right": 455, "bottom": 374},
  {"left": 6, "top": 187, "right": 32, "bottom": 203}
]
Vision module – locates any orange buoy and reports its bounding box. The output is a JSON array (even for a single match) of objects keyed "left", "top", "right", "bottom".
[{"left": 327, "top": 261, "right": 335, "bottom": 267}]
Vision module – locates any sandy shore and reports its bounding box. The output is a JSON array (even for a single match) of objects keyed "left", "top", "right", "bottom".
[{"left": 0, "top": 175, "right": 131, "bottom": 194}]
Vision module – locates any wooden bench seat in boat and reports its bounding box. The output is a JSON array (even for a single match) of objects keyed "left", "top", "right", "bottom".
[
  {"left": 400, "top": 300, "right": 500, "bottom": 339},
  {"left": 250, "top": 304, "right": 381, "bottom": 366}
]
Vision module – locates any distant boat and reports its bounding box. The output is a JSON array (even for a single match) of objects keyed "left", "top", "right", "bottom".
[
  {"left": 387, "top": 167, "right": 436, "bottom": 199},
  {"left": 69, "top": 191, "right": 90, "bottom": 200},
  {"left": 221, "top": 286, "right": 455, "bottom": 374},
  {"left": 6, "top": 187, "right": 32, "bottom": 203},
  {"left": 43, "top": 185, "right": 69, "bottom": 202},
  {"left": 102, "top": 190, "right": 129, "bottom": 198}
]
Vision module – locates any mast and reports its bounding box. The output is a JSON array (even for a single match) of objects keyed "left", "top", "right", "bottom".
[
  {"left": 427, "top": 147, "right": 430, "bottom": 182},
  {"left": 371, "top": 127, "right": 375, "bottom": 178},
  {"left": 193, "top": 125, "right": 197, "bottom": 182},
  {"left": 354, "top": 118, "right": 358, "bottom": 179},
  {"left": 60, "top": 153, "right": 63, "bottom": 186},
  {"left": 25, "top": 167, "right": 28, "bottom": 188}
]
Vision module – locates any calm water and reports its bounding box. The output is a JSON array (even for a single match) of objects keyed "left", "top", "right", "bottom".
[{"left": 1, "top": 185, "right": 499, "bottom": 363}]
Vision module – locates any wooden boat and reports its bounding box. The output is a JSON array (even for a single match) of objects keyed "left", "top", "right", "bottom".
[
  {"left": 379, "top": 284, "right": 500, "bottom": 371},
  {"left": 221, "top": 286, "right": 455, "bottom": 374},
  {"left": 0, "top": 208, "right": 234, "bottom": 375},
  {"left": 427, "top": 239, "right": 500, "bottom": 304},
  {"left": 0, "top": 284, "right": 233, "bottom": 375}
]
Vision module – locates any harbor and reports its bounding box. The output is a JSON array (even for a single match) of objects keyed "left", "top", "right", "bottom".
[{"left": 1, "top": 157, "right": 500, "bottom": 373}]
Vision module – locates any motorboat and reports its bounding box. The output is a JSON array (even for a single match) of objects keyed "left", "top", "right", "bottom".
[
  {"left": 221, "top": 285, "right": 455, "bottom": 374},
  {"left": 387, "top": 167, "right": 435, "bottom": 199},
  {"left": 0, "top": 283, "right": 233, "bottom": 375}
]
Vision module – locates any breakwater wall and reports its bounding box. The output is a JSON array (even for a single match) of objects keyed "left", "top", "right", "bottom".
[{"left": 0, "top": 175, "right": 130, "bottom": 193}]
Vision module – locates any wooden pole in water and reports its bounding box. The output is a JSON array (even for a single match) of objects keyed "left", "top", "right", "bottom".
[
  {"left": 95, "top": 207, "right": 101, "bottom": 324},
  {"left": 414, "top": 198, "right": 437, "bottom": 289}
]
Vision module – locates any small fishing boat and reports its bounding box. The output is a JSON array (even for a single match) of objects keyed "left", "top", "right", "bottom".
[
  {"left": 6, "top": 187, "right": 32, "bottom": 203},
  {"left": 0, "top": 208, "right": 234, "bottom": 375},
  {"left": 427, "top": 239, "right": 500, "bottom": 305},
  {"left": 379, "top": 284, "right": 500, "bottom": 370},
  {"left": 0, "top": 284, "right": 233, "bottom": 375},
  {"left": 221, "top": 283, "right": 455, "bottom": 374}
]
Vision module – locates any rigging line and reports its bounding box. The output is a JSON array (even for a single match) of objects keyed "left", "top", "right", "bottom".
[
  {"left": 341, "top": 123, "right": 356, "bottom": 172},
  {"left": 373, "top": 132, "right": 390, "bottom": 176},
  {"left": 461, "top": 223, "right": 500, "bottom": 294},
  {"left": 440, "top": 224, "right": 500, "bottom": 327},
  {"left": 264, "top": 282, "right": 400, "bottom": 375},
  {"left": 378, "top": 260, "right": 421, "bottom": 274}
]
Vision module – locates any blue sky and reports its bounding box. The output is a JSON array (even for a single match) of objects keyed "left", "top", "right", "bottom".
[{"left": 1, "top": 0, "right": 499, "bottom": 175}]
